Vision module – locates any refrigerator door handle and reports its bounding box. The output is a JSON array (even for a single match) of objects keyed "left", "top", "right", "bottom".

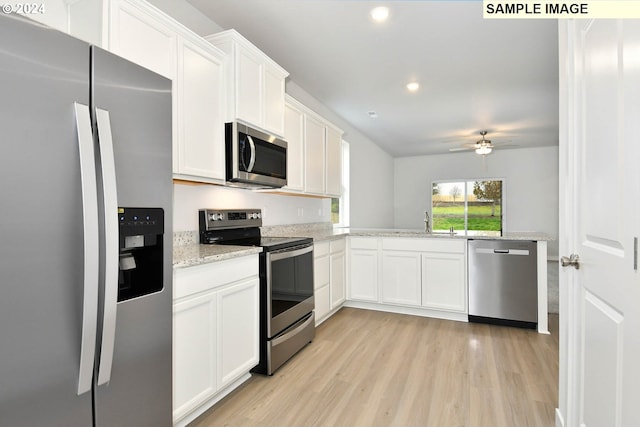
[
  {"left": 95, "top": 108, "right": 119, "bottom": 386},
  {"left": 74, "top": 103, "right": 99, "bottom": 395}
]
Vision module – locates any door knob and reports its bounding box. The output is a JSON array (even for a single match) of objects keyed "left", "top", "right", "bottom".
[{"left": 561, "top": 254, "right": 580, "bottom": 269}]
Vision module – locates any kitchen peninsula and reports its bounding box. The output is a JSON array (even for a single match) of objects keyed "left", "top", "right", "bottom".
[{"left": 262, "top": 224, "right": 551, "bottom": 333}]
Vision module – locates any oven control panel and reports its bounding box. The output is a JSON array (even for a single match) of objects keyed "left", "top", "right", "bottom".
[{"left": 199, "top": 208, "right": 262, "bottom": 231}]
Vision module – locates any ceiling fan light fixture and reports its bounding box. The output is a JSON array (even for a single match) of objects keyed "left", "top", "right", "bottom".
[{"left": 475, "top": 145, "right": 492, "bottom": 155}]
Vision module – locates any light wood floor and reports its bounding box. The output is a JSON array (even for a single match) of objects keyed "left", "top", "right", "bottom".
[{"left": 191, "top": 308, "right": 559, "bottom": 427}]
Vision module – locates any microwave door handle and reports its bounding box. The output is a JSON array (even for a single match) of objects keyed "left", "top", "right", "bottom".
[
  {"left": 73, "top": 103, "right": 99, "bottom": 395},
  {"left": 247, "top": 135, "right": 256, "bottom": 172}
]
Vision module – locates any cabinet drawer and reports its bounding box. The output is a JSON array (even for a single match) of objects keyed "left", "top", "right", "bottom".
[
  {"left": 382, "top": 237, "right": 465, "bottom": 254},
  {"left": 174, "top": 255, "right": 259, "bottom": 300},
  {"left": 314, "top": 241, "right": 330, "bottom": 257},
  {"left": 349, "top": 237, "right": 378, "bottom": 250},
  {"left": 330, "top": 237, "right": 346, "bottom": 253}
]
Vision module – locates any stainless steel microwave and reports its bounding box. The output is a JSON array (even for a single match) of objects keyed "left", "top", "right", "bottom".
[{"left": 225, "top": 121, "right": 287, "bottom": 188}]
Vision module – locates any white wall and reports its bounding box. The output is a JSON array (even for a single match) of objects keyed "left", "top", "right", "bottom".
[{"left": 394, "top": 146, "right": 559, "bottom": 256}]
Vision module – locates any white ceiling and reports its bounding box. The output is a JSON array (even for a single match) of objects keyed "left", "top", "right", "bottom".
[{"left": 186, "top": 0, "right": 559, "bottom": 157}]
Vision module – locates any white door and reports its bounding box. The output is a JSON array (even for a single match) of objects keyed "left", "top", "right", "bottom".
[{"left": 559, "top": 19, "right": 640, "bottom": 427}]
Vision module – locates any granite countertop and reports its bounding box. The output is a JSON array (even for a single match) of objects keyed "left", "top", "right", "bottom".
[
  {"left": 263, "top": 226, "right": 554, "bottom": 242},
  {"left": 173, "top": 231, "right": 263, "bottom": 268},
  {"left": 173, "top": 244, "right": 262, "bottom": 268},
  {"left": 173, "top": 225, "right": 553, "bottom": 268},
  {"left": 344, "top": 228, "right": 554, "bottom": 241}
]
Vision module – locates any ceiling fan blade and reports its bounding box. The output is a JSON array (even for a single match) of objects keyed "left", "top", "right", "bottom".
[{"left": 449, "top": 147, "right": 473, "bottom": 152}]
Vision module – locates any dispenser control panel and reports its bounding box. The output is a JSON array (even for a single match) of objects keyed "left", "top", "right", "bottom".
[{"left": 118, "top": 207, "right": 164, "bottom": 302}]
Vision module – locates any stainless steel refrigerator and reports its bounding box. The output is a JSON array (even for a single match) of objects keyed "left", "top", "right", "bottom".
[{"left": 0, "top": 14, "right": 173, "bottom": 426}]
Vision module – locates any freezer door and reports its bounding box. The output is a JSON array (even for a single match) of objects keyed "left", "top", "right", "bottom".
[
  {"left": 91, "top": 47, "right": 173, "bottom": 426},
  {"left": 0, "top": 15, "right": 94, "bottom": 426}
]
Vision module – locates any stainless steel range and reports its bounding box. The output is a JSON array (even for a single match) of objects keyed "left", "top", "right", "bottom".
[{"left": 199, "top": 209, "right": 315, "bottom": 375}]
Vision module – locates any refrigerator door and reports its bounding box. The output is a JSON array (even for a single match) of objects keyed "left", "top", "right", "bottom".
[
  {"left": 91, "top": 47, "right": 173, "bottom": 426},
  {"left": 0, "top": 15, "right": 94, "bottom": 426}
]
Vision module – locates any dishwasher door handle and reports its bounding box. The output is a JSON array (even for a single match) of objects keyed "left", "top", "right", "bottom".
[{"left": 476, "top": 248, "right": 530, "bottom": 256}]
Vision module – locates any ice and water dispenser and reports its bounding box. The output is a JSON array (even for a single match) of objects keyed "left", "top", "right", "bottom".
[{"left": 118, "top": 207, "right": 164, "bottom": 302}]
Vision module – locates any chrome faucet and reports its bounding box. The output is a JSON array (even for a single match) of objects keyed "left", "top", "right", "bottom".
[{"left": 424, "top": 211, "right": 431, "bottom": 233}]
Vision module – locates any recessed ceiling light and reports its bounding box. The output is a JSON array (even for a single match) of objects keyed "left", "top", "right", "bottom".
[
  {"left": 370, "top": 6, "right": 390, "bottom": 22},
  {"left": 368, "top": 111, "right": 378, "bottom": 118},
  {"left": 406, "top": 82, "right": 420, "bottom": 92}
]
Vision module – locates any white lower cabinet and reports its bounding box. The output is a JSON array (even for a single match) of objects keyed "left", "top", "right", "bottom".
[
  {"left": 348, "top": 237, "right": 380, "bottom": 302},
  {"left": 313, "top": 241, "right": 331, "bottom": 324},
  {"left": 347, "top": 237, "right": 467, "bottom": 320},
  {"left": 173, "top": 255, "right": 259, "bottom": 426},
  {"left": 381, "top": 251, "right": 422, "bottom": 306},
  {"left": 421, "top": 252, "right": 466, "bottom": 312},
  {"left": 330, "top": 239, "right": 346, "bottom": 308},
  {"left": 313, "top": 238, "right": 347, "bottom": 325}
]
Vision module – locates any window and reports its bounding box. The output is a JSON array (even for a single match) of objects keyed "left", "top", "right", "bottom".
[
  {"left": 431, "top": 179, "right": 504, "bottom": 236},
  {"left": 331, "top": 141, "right": 350, "bottom": 227}
]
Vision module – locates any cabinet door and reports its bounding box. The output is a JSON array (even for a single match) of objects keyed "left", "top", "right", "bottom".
[
  {"left": 314, "top": 242, "right": 331, "bottom": 323},
  {"left": 263, "top": 65, "right": 285, "bottom": 135},
  {"left": 304, "top": 114, "right": 326, "bottom": 194},
  {"left": 235, "top": 48, "right": 262, "bottom": 126},
  {"left": 421, "top": 253, "right": 466, "bottom": 312},
  {"left": 283, "top": 101, "right": 305, "bottom": 191},
  {"left": 109, "top": 0, "right": 176, "bottom": 79},
  {"left": 330, "top": 241, "right": 346, "bottom": 308},
  {"left": 173, "top": 291, "right": 217, "bottom": 420},
  {"left": 349, "top": 249, "right": 379, "bottom": 302},
  {"left": 216, "top": 277, "right": 260, "bottom": 388},
  {"left": 325, "top": 126, "right": 343, "bottom": 197},
  {"left": 381, "top": 251, "right": 422, "bottom": 306},
  {"left": 175, "top": 38, "right": 225, "bottom": 180}
]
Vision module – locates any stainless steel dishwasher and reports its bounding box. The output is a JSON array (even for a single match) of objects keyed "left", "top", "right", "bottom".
[{"left": 468, "top": 239, "right": 538, "bottom": 329}]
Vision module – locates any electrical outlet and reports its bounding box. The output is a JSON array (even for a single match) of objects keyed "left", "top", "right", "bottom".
[{"left": 297, "top": 207, "right": 304, "bottom": 217}]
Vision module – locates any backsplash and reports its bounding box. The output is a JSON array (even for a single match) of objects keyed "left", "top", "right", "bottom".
[
  {"left": 173, "top": 182, "right": 331, "bottom": 232},
  {"left": 173, "top": 230, "right": 198, "bottom": 247},
  {"left": 173, "top": 223, "right": 334, "bottom": 248},
  {"left": 260, "top": 222, "right": 333, "bottom": 236}
]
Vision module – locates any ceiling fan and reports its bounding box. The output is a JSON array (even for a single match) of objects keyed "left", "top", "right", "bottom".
[{"left": 449, "top": 131, "right": 502, "bottom": 155}]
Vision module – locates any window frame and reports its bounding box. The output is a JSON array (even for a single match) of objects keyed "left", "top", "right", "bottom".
[
  {"left": 332, "top": 140, "right": 350, "bottom": 228},
  {"left": 430, "top": 178, "right": 506, "bottom": 236}
]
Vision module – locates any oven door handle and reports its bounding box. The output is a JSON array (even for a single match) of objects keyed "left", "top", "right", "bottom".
[
  {"left": 271, "top": 313, "right": 315, "bottom": 347},
  {"left": 269, "top": 244, "right": 313, "bottom": 261}
]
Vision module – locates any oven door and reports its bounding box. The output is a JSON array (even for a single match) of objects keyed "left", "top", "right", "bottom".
[
  {"left": 226, "top": 121, "right": 287, "bottom": 188},
  {"left": 266, "top": 243, "right": 314, "bottom": 338}
]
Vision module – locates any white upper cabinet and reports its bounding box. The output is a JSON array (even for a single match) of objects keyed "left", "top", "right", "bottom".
[
  {"left": 69, "top": 0, "right": 177, "bottom": 80},
  {"left": 304, "top": 113, "right": 326, "bottom": 195},
  {"left": 108, "top": 0, "right": 177, "bottom": 80},
  {"left": 285, "top": 95, "right": 344, "bottom": 197},
  {"left": 206, "top": 30, "right": 289, "bottom": 137},
  {"left": 283, "top": 96, "right": 305, "bottom": 192},
  {"left": 68, "top": 0, "right": 227, "bottom": 184},
  {"left": 325, "top": 124, "right": 343, "bottom": 197},
  {"left": 173, "top": 36, "right": 226, "bottom": 183}
]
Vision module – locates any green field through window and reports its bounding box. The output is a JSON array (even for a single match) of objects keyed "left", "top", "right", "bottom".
[{"left": 432, "top": 180, "right": 503, "bottom": 235}]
